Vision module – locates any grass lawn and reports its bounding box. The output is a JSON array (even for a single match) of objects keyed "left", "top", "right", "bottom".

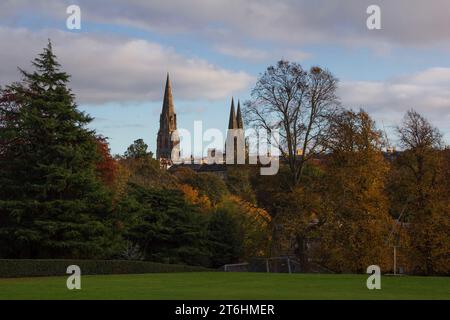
[{"left": 0, "top": 272, "right": 448, "bottom": 300}]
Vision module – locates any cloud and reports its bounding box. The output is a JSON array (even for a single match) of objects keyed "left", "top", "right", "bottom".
[
  {"left": 215, "top": 43, "right": 311, "bottom": 63},
  {"left": 215, "top": 44, "right": 271, "bottom": 61},
  {"left": 281, "top": 50, "right": 312, "bottom": 62},
  {"left": 100, "top": 123, "right": 147, "bottom": 129},
  {"left": 177, "top": 105, "right": 207, "bottom": 115},
  {"left": 339, "top": 67, "right": 450, "bottom": 136},
  {"left": 2, "top": 0, "right": 450, "bottom": 53},
  {"left": 0, "top": 27, "right": 254, "bottom": 104}
]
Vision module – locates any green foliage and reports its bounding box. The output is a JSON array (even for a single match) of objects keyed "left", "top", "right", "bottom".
[
  {"left": 117, "top": 183, "right": 210, "bottom": 266},
  {"left": 0, "top": 41, "right": 114, "bottom": 259},
  {"left": 124, "top": 139, "right": 153, "bottom": 159},
  {"left": 0, "top": 259, "right": 210, "bottom": 278},
  {"left": 251, "top": 165, "right": 294, "bottom": 219},
  {"left": 207, "top": 207, "right": 243, "bottom": 268},
  {"left": 120, "top": 156, "right": 176, "bottom": 189}
]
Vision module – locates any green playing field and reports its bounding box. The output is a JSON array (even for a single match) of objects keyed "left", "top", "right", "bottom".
[{"left": 0, "top": 272, "right": 448, "bottom": 300}]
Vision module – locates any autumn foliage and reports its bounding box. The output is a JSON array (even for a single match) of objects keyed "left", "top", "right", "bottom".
[{"left": 95, "top": 136, "right": 118, "bottom": 187}]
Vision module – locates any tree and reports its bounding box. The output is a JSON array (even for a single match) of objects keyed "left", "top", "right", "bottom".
[
  {"left": 95, "top": 135, "right": 118, "bottom": 187},
  {"left": 124, "top": 138, "right": 153, "bottom": 159},
  {"left": 0, "top": 41, "right": 113, "bottom": 258},
  {"left": 224, "top": 195, "right": 271, "bottom": 259},
  {"left": 119, "top": 143, "right": 176, "bottom": 190},
  {"left": 207, "top": 206, "right": 243, "bottom": 267},
  {"left": 173, "top": 170, "right": 229, "bottom": 205},
  {"left": 119, "top": 183, "right": 210, "bottom": 266},
  {"left": 226, "top": 165, "right": 257, "bottom": 204},
  {"left": 389, "top": 110, "right": 449, "bottom": 274},
  {"left": 245, "top": 60, "right": 339, "bottom": 186},
  {"left": 314, "top": 109, "right": 393, "bottom": 272},
  {"left": 177, "top": 183, "right": 212, "bottom": 213},
  {"left": 397, "top": 110, "right": 443, "bottom": 151}
]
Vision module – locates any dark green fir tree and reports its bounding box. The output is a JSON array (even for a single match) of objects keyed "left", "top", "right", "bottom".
[
  {"left": 0, "top": 40, "right": 114, "bottom": 258},
  {"left": 120, "top": 184, "right": 211, "bottom": 266}
]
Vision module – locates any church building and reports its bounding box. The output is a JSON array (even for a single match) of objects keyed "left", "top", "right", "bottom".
[{"left": 156, "top": 74, "right": 245, "bottom": 171}]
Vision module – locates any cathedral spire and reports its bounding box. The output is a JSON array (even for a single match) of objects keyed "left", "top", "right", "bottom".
[
  {"left": 162, "top": 72, "right": 175, "bottom": 115},
  {"left": 236, "top": 99, "right": 243, "bottom": 129},
  {"left": 157, "top": 73, "right": 179, "bottom": 164},
  {"left": 228, "top": 97, "right": 237, "bottom": 129}
]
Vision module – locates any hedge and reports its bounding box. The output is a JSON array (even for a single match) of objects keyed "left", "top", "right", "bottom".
[{"left": 0, "top": 259, "right": 212, "bottom": 278}]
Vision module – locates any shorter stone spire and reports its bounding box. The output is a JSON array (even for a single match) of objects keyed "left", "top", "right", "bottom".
[{"left": 236, "top": 99, "right": 243, "bottom": 129}]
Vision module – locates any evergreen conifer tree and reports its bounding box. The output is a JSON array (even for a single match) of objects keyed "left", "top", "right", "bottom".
[{"left": 0, "top": 41, "right": 112, "bottom": 258}]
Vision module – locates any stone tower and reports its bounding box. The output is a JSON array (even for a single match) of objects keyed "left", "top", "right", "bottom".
[{"left": 157, "top": 73, "right": 180, "bottom": 165}]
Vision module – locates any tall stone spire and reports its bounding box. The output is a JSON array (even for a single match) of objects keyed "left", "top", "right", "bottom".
[
  {"left": 228, "top": 97, "right": 238, "bottom": 129},
  {"left": 162, "top": 72, "right": 175, "bottom": 116},
  {"left": 236, "top": 99, "right": 243, "bottom": 129},
  {"left": 157, "top": 73, "right": 179, "bottom": 165}
]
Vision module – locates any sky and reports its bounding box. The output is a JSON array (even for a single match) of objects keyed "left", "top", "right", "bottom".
[{"left": 1, "top": 0, "right": 450, "bottom": 155}]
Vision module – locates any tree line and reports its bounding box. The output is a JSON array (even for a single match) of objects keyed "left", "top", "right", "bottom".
[
  {"left": 0, "top": 43, "right": 448, "bottom": 274},
  {"left": 244, "top": 60, "right": 449, "bottom": 275},
  {"left": 0, "top": 42, "right": 269, "bottom": 268}
]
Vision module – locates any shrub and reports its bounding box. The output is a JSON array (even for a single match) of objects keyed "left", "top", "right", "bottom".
[{"left": 0, "top": 259, "right": 211, "bottom": 278}]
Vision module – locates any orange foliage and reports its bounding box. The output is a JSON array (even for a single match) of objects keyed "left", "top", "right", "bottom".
[
  {"left": 95, "top": 136, "right": 118, "bottom": 187},
  {"left": 177, "top": 183, "right": 212, "bottom": 213}
]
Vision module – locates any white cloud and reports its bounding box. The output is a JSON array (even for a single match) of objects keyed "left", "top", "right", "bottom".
[
  {"left": 0, "top": 27, "right": 254, "bottom": 104},
  {"left": 339, "top": 68, "right": 450, "bottom": 137}
]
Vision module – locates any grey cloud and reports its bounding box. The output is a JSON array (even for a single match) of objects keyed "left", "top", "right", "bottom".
[
  {"left": 214, "top": 43, "right": 311, "bottom": 62},
  {"left": 2, "top": 0, "right": 449, "bottom": 53}
]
